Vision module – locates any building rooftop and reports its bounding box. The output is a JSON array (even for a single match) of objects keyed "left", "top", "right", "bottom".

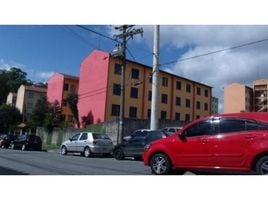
[
  {"left": 23, "top": 85, "right": 47, "bottom": 93},
  {"left": 58, "top": 73, "right": 79, "bottom": 80}
]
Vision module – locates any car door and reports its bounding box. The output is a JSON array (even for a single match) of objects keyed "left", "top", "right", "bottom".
[
  {"left": 76, "top": 132, "right": 88, "bottom": 152},
  {"left": 124, "top": 132, "right": 147, "bottom": 156},
  {"left": 67, "top": 133, "right": 81, "bottom": 152},
  {"left": 173, "top": 120, "right": 215, "bottom": 168},
  {"left": 210, "top": 118, "right": 257, "bottom": 168}
]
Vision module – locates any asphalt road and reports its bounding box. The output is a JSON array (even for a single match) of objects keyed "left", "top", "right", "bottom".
[{"left": 0, "top": 148, "right": 153, "bottom": 175}]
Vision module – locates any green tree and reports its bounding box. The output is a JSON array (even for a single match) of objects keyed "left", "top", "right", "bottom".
[
  {"left": 0, "top": 67, "right": 32, "bottom": 104},
  {"left": 65, "top": 93, "right": 80, "bottom": 128},
  {"left": 29, "top": 97, "right": 63, "bottom": 133},
  {"left": 0, "top": 104, "right": 22, "bottom": 132}
]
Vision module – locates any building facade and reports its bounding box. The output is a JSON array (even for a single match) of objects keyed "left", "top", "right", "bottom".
[
  {"left": 224, "top": 83, "right": 253, "bottom": 113},
  {"left": 16, "top": 85, "right": 47, "bottom": 119},
  {"left": 6, "top": 92, "right": 17, "bottom": 106},
  {"left": 253, "top": 79, "right": 268, "bottom": 112},
  {"left": 211, "top": 96, "right": 219, "bottom": 114},
  {"left": 78, "top": 50, "right": 212, "bottom": 125},
  {"left": 47, "top": 73, "right": 79, "bottom": 126}
]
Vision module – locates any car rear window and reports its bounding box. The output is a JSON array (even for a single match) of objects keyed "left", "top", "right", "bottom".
[{"left": 92, "top": 133, "right": 110, "bottom": 140}]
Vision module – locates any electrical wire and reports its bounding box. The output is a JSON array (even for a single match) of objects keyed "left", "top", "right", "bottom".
[{"left": 159, "top": 37, "right": 268, "bottom": 67}]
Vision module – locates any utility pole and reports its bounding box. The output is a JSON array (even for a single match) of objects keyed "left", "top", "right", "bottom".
[
  {"left": 150, "top": 25, "right": 160, "bottom": 130},
  {"left": 112, "top": 25, "right": 143, "bottom": 144}
]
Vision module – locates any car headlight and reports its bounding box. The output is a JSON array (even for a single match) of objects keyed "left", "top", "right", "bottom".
[{"left": 144, "top": 143, "right": 151, "bottom": 150}]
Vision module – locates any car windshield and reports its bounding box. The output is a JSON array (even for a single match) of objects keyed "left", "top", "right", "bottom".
[{"left": 92, "top": 133, "right": 110, "bottom": 140}]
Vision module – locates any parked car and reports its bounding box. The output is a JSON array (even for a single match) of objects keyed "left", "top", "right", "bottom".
[
  {"left": 123, "top": 129, "right": 151, "bottom": 141},
  {"left": 0, "top": 134, "right": 17, "bottom": 148},
  {"left": 113, "top": 130, "right": 168, "bottom": 160},
  {"left": 10, "top": 135, "right": 42, "bottom": 151},
  {"left": 60, "top": 132, "right": 114, "bottom": 157},
  {"left": 143, "top": 112, "right": 268, "bottom": 175},
  {"left": 161, "top": 127, "right": 182, "bottom": 136}
]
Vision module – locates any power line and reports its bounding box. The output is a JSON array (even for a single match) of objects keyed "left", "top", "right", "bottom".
[
  {"left": 77, "top": 25, "right": 119, "bottom": 43},
  {"left": 62, "top": 26, "right": 99, "bottom": 49},
  {"left": 76, "top": 25, "right": 154, "bottom": 60},
  {"left": 159, "top": 37, "right": 268, "bottom": 67}
]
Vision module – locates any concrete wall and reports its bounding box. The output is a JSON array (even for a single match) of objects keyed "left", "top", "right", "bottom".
[{"left": 37, "top": 119, "right": 187, "bottom": 146}]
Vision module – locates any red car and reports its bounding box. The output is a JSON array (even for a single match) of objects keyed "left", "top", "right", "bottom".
[{"left": 143, "top": 112, "right": 268, "bottom": 175}]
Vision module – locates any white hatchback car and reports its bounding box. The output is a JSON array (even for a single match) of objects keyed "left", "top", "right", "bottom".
[{"left": 60, "top": 132, "right": 114, "bottom": 157}]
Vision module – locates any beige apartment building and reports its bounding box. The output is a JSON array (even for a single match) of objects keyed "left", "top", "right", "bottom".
[
  {"left": 16, "top": 85, "right": 47, "bottom": 119},
  {"left": 224, "top": 83, "right": 253, "bottom": 113},
  {"left": 6, "top": 92, "right": 17, "bottom": 106},
  {"left": 253, "top": 79, "right": 268, "bottom": 112},
  {"left": 78, "top": 50, "right": 213, "bottom": 124}
]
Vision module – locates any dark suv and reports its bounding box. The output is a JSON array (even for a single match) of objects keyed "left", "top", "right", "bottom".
[
  {"left": 11, "top": 135, "right": 42, "bottom": 151},
  {"left": 113, "top": 130, "right": 167, "bottom": 160}
]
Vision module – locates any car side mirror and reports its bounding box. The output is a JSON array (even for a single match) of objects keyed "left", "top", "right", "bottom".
[{"left": 178, "top": 131, "right": 187, "bottom": 140}]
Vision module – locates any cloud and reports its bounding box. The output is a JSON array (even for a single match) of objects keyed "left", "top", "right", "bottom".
[
  {"left": 0, "top": 59, "right": 54, "bottom": 82},
  {"left": 0, "top": 59, "right": 24, "bottom": 71},
  {"left": 36, "top": 71, "right": 54, "bottom": 80},
  {"left": 139, "top": 25, "right": 268, "bottom": 113}
]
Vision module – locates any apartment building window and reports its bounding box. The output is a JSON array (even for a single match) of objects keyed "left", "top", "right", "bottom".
[
  {"left": 70, "top": 84, "right": 76, "bottom": 93},
  {"left": 63, "top": 99, "right": 67, "bottom": 107},
  {"left": 196, "top": 101, "right": 201, "bottom": 109},
  {"left": 161, "top": 111, "right": 167, "bottom": 119},
  {"left": 130, "top": 87, "right": 138, "bottom": 98},
  {"left": 129, "top": 106, "right": 137, "bottom": 118},
  {"left": 28, "top": 92, "right": 34, "bottom": 99},
  {"left": 185, "top": 114, "right": 191, "bottom": 121},
  {"left": 131, "top": 68, "right": 139, "bottom": 79},
  {"left": 205, "top": 89, "right": 209, "bottom": 97},
  {"left": 64, "top": 83, "right": 69, "bottom": 91},
  {"left": 149, "top": 74, "right": 152, "bottom": 83},
  {"left": 162, "top": 94, "right": 168, "bottom": 104},
  {"left": 111, "top": 104, "right": 120, "bottom": 116},
  {"left": 162, "top": 77, "right": 168, "bottom": 87},
  {"left": 114, "top": 63, "right": 122, "bottom": 75},
  {"left": 147, "top": 109, "right": 151, "bottom": 118},
  {"left": 176, "top": 81, "right": 181, "bottom": 90},
  {"left": 186, "top": 84, "right": 191, "bottom": 93},
  {"left": 27, "top": 102, "right": 33, "bottom": 109},
  {"left": 197, "top": 87, "right": 201, "bottom": 95},
  {"left": 113, "top": 84, "right": 121, "bottom": 96},
  {"left": 176, "top": 97, "right": 181, "bottom": 106},
  {"left": 148, "top": 91, "right": 152, "bottom": 101},
  {"left": 175, "top": 112, "right": 180, "bottom": 121},
  {"left": 204, "top": 102, "right": 208, "bottom": 111},
  {"left": 186, "top": 99, "right": 191, "bottom": 108}
]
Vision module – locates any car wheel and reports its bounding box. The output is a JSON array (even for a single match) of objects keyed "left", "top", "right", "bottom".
[
  {"left": 255, "top": 156, "right": 268, "bottom": 175},
  {"left": 150, "top": 153, "right": 171, "bottom": 175},
  {"left": 114, "top": 148, "right": 124, "bottom": 160},
  {"left": 61, "top": 146, "right": 68, "bottom": 155},
  {"left": 21, "top": 144, "right": 27, "bottom": 151},
  {"left": 84, "top": 147, "right": 91, "bottom": 158}
]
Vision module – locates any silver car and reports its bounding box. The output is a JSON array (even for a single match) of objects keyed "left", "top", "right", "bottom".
[{"left": 60, "top": 132, "right": 114, "bottom": 157}]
